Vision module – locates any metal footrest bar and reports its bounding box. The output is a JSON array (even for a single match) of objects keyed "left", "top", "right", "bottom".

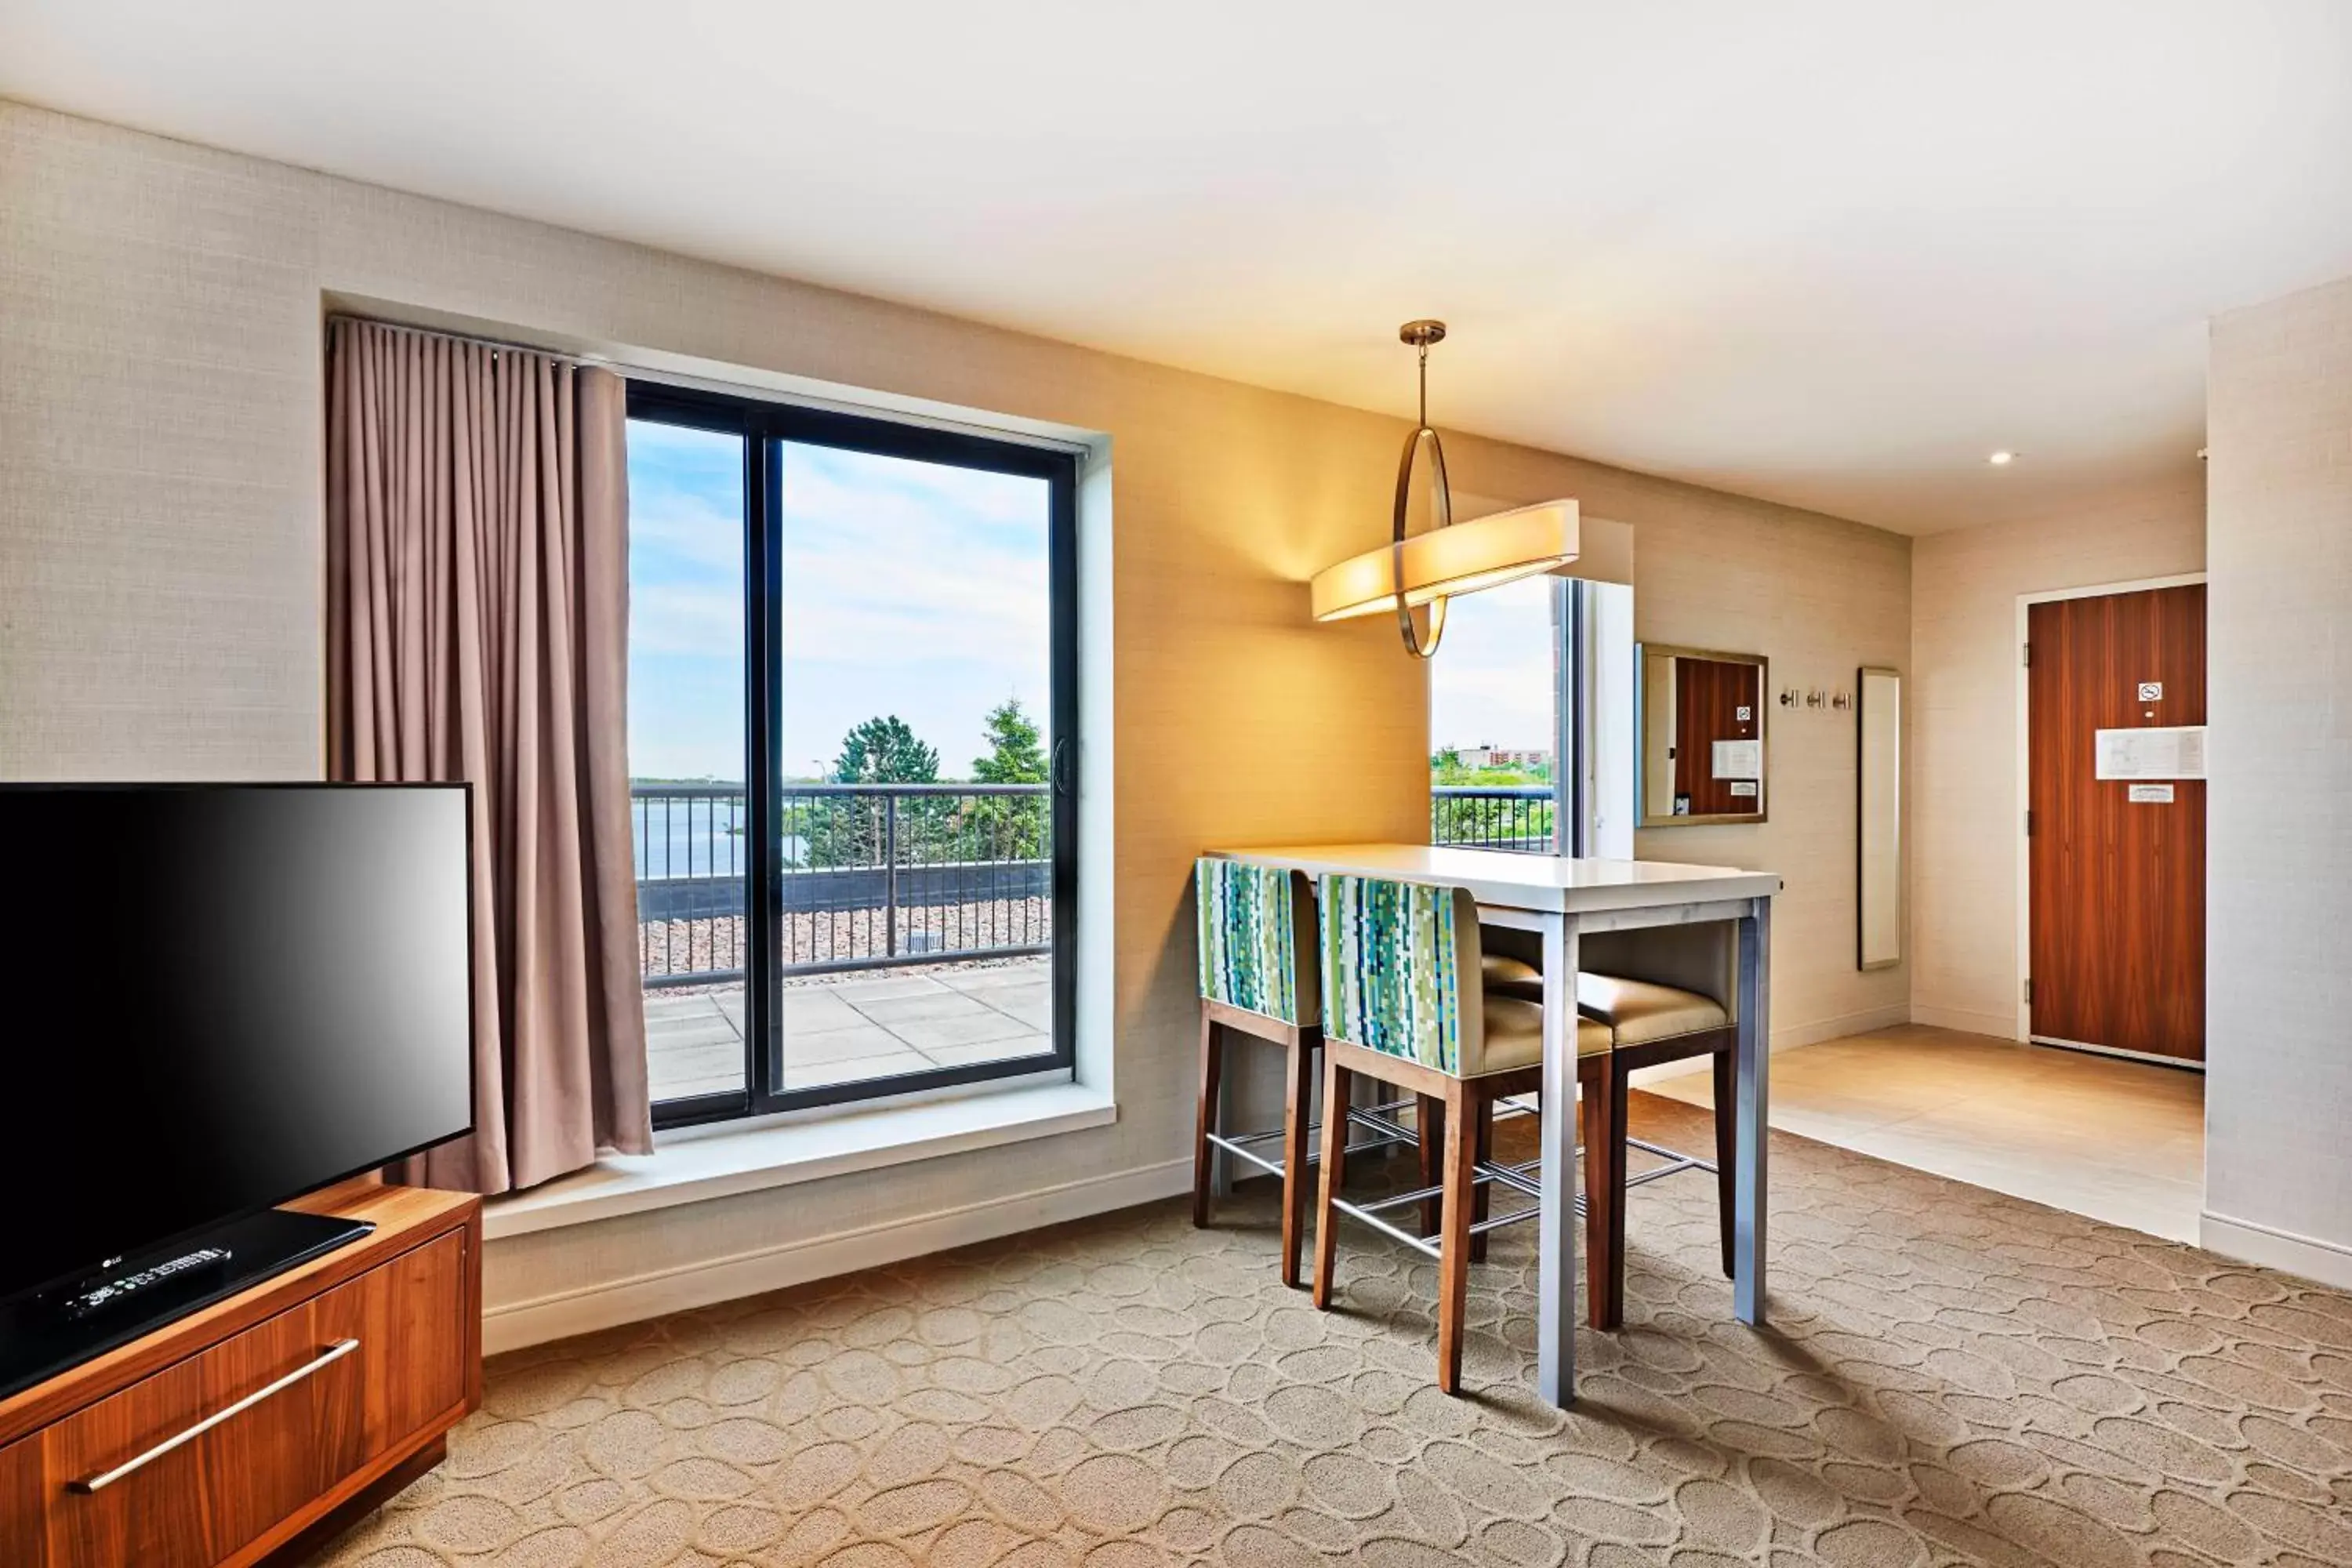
[
  {"left": 1470, "top": 1202, "right": 1540, "bottom": 1236},
  {"left": 1204, "top": 1112, "right": 1419, "bottom": 1181},
  {"left": 1327, "top": 1195, "right": 1442, "bottom": 1259},
  {"left": 1340, "top": 1113, "right": 1418, "bottom": 1157},
  {"left": 1202, "top": 1129, "right": 1289, "bottom": 1179},
  {"left": 1350, "top": 1181, "right": 1446, "bottom": 1215},
  {"left": 1327, "top": 1150, "right": 1545, "bottom": 1257},
  {"left": 1343, "top": 1104, "right": 1416, "bottom": 1144},
  {"left": 1622, "top": 1139, "right": 1710, "bottom": 1192},
  {"left": 1327, "top": 1189, "right": 1544, "bottom": 1257},
  {"left": 1483, "top": 1157, "right": 1544, "bottom": 1200},
  {"left": 1628, "top": 1135, "right": 1714, "bottom": 1174}
]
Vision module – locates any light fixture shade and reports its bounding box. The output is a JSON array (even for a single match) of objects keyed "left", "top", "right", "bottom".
[{"left": 1310, "top": 499, "right": 1581, "bottom": 622}]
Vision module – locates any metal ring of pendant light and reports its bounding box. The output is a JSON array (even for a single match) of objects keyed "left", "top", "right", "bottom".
[{"left": 1393, "top": 319, "right": 1452, "bottom": 659}]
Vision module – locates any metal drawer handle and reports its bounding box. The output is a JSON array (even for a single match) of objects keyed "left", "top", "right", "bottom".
[{"left": 67, "top": 1338, "right": 361, "bottom": 1495}]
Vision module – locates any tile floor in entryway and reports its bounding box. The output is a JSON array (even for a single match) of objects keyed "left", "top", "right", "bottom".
[{"left": 1646, "top": 1022, "right": 2206, "bottom": 1242}]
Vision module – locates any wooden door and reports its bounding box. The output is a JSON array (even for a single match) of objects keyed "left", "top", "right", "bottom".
[
  {"left": 1673, "top": 657, "right": 1762, "bottom": 816},
  {"left": 2027, "top": 583, "right": 2205, "bottom": 1061}
]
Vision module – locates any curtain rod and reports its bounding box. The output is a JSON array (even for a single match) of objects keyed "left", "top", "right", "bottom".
[
  {"left": 328, "top": 314, "right": 1098, "bottom": 460},
  {"left": 327, "top": 313, "right": 594, "bottom": 368}
]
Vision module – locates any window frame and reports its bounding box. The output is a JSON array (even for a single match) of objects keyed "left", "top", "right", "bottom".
[{"left": 626, "top": 381, "right": 1080, "bottom": 1131}]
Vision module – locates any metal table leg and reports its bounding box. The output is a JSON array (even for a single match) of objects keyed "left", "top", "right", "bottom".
[
  {"left": 1733, "top": 897, "right": 1771, "bottom": 1324},
  {"left": 1536, "top": 910, "right": 1581, "bottom": 1406}
]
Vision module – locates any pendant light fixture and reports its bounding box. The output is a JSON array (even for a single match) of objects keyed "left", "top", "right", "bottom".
[{"left": 1309, "top": 321, "right": 1581, "bottom": 658}]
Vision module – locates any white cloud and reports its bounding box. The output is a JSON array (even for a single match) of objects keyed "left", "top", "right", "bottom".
[
  {"left": 631, "top": 582, "right": 744, "bottom": 659},
  {"left": 623, "top": 427, "right": 1057, "bottom": 779},
  {"left": 1429, "top": 577, "right": 1557, "bottom": 753}
]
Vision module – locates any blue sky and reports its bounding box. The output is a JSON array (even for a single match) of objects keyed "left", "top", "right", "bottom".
[
  {"left": 1428, "top": 575, "right": 1557, "bottom": 754},
  {"left": 626, "top": 420, "right": 1053, "bottom": 780}
]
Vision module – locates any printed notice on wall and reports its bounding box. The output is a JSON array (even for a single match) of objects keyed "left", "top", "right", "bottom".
[
  {"left": 1711, "top": 739, "right": 1762, "bottom": 780},
  {"left": 2096, "top": 725, "right": 2206, "bottom": 781},
  {"left": 2128, "top": 783, "right": 2176, "bottom": 804}
]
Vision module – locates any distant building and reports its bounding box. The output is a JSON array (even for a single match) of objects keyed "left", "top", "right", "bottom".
[{"left": 1446, "top": 745, "right": 1552, "bottom": 771}]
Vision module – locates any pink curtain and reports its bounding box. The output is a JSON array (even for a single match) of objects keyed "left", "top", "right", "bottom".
[{"left": 327, "top": 318, "right": 653, "bottom": 1195}]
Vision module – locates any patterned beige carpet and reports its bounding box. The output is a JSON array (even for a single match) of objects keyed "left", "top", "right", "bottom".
[{"left": 319, "top": 1098, "right": 2352, "bottom": 1567}]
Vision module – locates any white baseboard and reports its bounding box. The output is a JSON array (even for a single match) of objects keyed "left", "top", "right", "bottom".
[
  {"left": 482, "top": 1156, "right": 1193, "bottom": 1354},
  {"left": 1629, "top": 1002, "right": 1913, "bottom": 1087},
  {"left": 1908, "top": 1003, "right": 2020, "bottom": 1040},
  {"left": 2200, "top": 1209, "right": 2352, "bottom": 1291}
]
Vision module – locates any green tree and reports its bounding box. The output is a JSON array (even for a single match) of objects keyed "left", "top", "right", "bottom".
[
  {"left": 831, "top": 715, "right": 939, "bottom": 785},
  {"left": 973, "top": 699, "right": 1047, "bottom": 783},
  {"left": 804, "top": 716, "right": 941, "bottom": 867},
  {"left": 967, "top": 699, "right": 1049, "bottom": 861}
]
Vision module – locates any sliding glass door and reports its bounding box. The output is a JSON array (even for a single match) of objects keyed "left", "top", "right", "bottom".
[
  {"left": 625, "top": 418, "right": 750, "bottom": 1100},
  {"left": 626, "top": 386, "right": 1077, "bottom": 1127}
]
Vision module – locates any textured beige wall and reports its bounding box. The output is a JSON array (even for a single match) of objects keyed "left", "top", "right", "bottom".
[
  {"left": 1907, "top": 481, "right": 2205, "bottom": 1036},
  {"left": 2203, "top": 271, "right": 2352, "bottom": 1286},
  {"left": 0, "top": 101, "right": 1910, "bottom": 1325}
]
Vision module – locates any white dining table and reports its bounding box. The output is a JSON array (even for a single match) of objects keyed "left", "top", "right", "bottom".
[{"left": 1201, "top": 843, "right": 1782, "bottom": 1408}]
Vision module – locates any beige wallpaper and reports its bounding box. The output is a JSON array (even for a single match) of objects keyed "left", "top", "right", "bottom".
[
  {"left": 0, "top": 101, "right": 1911, "bottom": 1330},
  {"left": 1907, "top": 481, "right": 2205, "bottom": 1037},
  {"left": 2203, "top": 270, "right": 2352, "bottom": 1285}
]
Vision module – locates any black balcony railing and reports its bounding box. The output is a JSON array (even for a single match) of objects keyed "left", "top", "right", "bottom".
[
  {"left": 1430, "top": 785, "right": 1555, "bottom": 852},
  {"left": 634, "top": 782, "right": 1051, "bottom": 989}
]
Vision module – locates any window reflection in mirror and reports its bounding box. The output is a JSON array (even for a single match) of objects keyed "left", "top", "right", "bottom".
[{"left": 1638, "top": 645, "right": 1767, "bottom": 826}]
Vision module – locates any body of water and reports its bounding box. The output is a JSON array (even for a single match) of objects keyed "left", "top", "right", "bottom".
[{"left": 633, "top": 793, "right": 760, "bottom": 880}]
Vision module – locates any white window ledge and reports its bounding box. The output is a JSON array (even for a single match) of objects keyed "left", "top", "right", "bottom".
[{"left": 484, "top": 1078, "right": 1118, "bottom": 1241}]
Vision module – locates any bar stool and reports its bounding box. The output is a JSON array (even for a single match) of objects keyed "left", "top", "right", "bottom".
[
  {"left": 1575, "top": 974, "right": 1737, "bottom": 1327},
  {"left": 1494, "top": 964, "right": 1737, "bottom": 1329},
  {"left": 1307, "top": 873, "right": 1613, "bottom": 1393},
  {"left": 1192, "top": 857, "right": 1329, "bottom": 1288}
]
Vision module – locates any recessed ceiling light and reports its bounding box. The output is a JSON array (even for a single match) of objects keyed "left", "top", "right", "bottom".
[{"left": 1987, "top": 450, "right": 2016, "bottom": 466}]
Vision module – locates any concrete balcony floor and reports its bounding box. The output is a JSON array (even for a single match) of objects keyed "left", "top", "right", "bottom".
[{"left": 643, "top": 955, "right": 1052, "bottom": 1101}]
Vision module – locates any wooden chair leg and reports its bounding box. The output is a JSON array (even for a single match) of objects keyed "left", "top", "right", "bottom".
[
  {"left": 1436, "top": 1079, "right": 1478, "bottom": 1395},
  {"left": 1606, "top": 1056, "right": 1636, "bottom": 1328},
  {"left": 1311, "top": 1053, "right": 1352, "bottom": 1310},
  {"left": 1192, "top": 1011, "right": 1223, "bottom": 1229},
  {"left": 1279, "top": 1033, "right": 1318, "bottom": 1289},
  {"left": 1470, "top": 1097, "right": 1494, "bottom": 1263},
  {"left": 1416, "top": 1093, "right": 1446, "bottom": 1240},
  {"left": 1712, "top": 1044, "right": 1737, "bottom": 1279},
  {"left": 1580, "top": 1053, "right": 1624, "bottom": 1330}
]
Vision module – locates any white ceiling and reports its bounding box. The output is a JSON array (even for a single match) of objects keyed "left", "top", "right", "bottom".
[{"left": 5, "top": 2, "right": 2350, "bottom": 534}]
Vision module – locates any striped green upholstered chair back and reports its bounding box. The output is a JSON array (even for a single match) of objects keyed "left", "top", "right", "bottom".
[
  {"left": 1195, "top": 858, "right": 1320, "bottom": 1027},
  {"left": 1319, "top": 874, "right": 1498, "bottom": 1077}
]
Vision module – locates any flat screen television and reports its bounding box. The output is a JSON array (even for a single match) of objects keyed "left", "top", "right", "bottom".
[{"left": 0, "top": 783, "right": 474, "bottom": 1397}]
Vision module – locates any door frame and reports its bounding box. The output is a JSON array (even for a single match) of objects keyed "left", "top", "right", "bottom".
[{"left": 2012, "top": 571, "right": 2208, "bottom": 1054}]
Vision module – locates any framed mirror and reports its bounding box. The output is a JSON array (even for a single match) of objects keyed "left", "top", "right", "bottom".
[
  {"left": 1858, "top": 666, "right": 1902, "bottom": 970},
  {"left": 1636, "top": 644, "right": 1767, "bottom": 826}
]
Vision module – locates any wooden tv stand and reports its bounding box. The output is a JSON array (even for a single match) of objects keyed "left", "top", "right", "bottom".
[{"left": 0, "top": 1181, "right": 481, "bottom": 1567}]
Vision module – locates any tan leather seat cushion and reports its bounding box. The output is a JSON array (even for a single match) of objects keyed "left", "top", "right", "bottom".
[
  {"left": 1577, "top": 972, "right": 1728, "bottom": 1045},
  {"left": 1476, "top": 991, "right": 1611, "bottom": 1073},
  {"left": 1482, "top": 953, "right": 1541, "bottom": 988}
]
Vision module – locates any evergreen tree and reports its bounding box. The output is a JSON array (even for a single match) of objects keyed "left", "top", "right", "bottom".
[
  {"left": 831, "top": 715, "right": 939, "bottom": 784},
  {"left": 967, "top": 699, "right": 1049, "bottom": 861},
  {"left": 973, "top": 699, "right": 1047, "bottom": 783},
  {"left": 805, "top": 716, "right": 941, "bottom": 867}
]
